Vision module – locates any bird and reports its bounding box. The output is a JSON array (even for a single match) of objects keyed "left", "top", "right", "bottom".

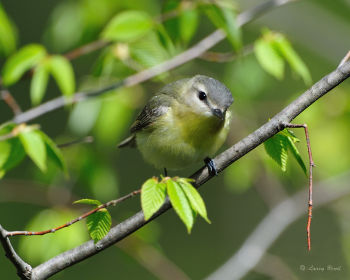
[{"left": 118, "top": 75, "right": 234, "bottom": 176}]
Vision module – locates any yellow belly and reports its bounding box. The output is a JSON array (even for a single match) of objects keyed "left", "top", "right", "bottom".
[{"left": 136, "top": 108, "right": 231, "bottom": 169}]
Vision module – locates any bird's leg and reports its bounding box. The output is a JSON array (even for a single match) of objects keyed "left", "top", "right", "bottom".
[
  {"left": 204, "top": 157, "right": 218, "bottom": 176},
  {"left": 163, "top": 168, "right": 168, "bottom": 177}
]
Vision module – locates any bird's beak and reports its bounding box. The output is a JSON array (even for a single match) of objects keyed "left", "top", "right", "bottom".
[{"left": 212, "top": 108, "right": 225, "bottom": 121}]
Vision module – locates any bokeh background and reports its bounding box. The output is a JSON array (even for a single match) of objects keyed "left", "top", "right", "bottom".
[{"left": 1, "top": 0, "right": 350, "bottom": 279}]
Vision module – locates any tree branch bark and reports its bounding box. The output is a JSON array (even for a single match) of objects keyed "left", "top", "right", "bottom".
[{"left": 28, "top": 59, "right": 350, "bottom": 279}]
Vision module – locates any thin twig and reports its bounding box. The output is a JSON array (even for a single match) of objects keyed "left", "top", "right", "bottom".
[
  {"left": 0, "top": 89, "right": 22, "bottom": 115},
  {"left": 64, "top": 40, "right": 111, "bottom": 61},
  {"left": 57, "top": 136, "right": 94, "bottom": 148},
  {"left": 12, "top": 0, "right": 297, "bottom": 125},
  {"left": 6, "top": 189, "right": 141, "bottom": 237},
  {"left": 284, "top": 123, "right": 314, "bottom": 251},
  {"left": 199, "top": 44, "right": 254, "bottom": 62}
]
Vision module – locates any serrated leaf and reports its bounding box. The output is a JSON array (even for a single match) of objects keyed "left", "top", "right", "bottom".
[
  {"left": 30, "top": 62, "right": 50, "bottom": 105},
  {"left": 177, "top": 178, "right": 210, "bottom": 223},
  {"left": 255, "top": 38, "right": 284, "bottom": 80},
  {"left": 264, "top": 134, "right": 289, "bottom": 172},
  {"left": 167, "top": 179, "right": 194, "bottom": 233},
  {"left": 74, "top": 198, "right": 102, "bottom": 206},
  {"left": 36, "top": 130, "right": 66, "bottom": 173},
  {"left": 48, "top": 55, "right": 75, "bottom": 97},
  {"left": 102, "top": 10, "right": 153, "bottom": 42},
  {"left": 179, "top": 9, "right": 198, "bottom": 43},
  {"left": 0, "top": 140, "right": 11, "bottom": 168},
  {"left": 286, "top": 136, "right": 307, "bottom": 175},
  {"left": 204, "top": 4, "right": 241, "bottom": 51},
  {"left": 2, "top": 44, "right": 46, "bottom": 86},
  {"left": 281, "top": 129, "right": 299, "bottom": 142},
  {"left": 274, "top": 36, "right": 311, "bottom": 85},
  {"left": 0, "top": 3, "right": 17, "bottom": 57},
  {"left": 19, "top": 130, "right": 47, "bottom": 172},
  {"left": 141, "top": 178, "right": 166, "bottom": 220},
  {"left": 86, "top": 209, "right": 111, "bottom": 242}
]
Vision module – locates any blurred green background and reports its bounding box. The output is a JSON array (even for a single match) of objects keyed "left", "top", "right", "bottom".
[{"left": 1, "top": 0, "right": 350, "bottom": 279}]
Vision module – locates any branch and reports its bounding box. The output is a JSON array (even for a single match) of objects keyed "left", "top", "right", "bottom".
[
  {"left": 64, "top": 40, "right": 111, "bottom": 61},
  {"left": 6, "top": 189, "right": 140, "bottom": 237},
  {"left": 206, "top": 171, "right": 350, "bottom": 280},
  {"left": 11, "top": 0, "right": 296, "bottom": 124},
  {"left": 285, "top": 123, "right": 314, "bottom": 251},
  {"left": 0, "top": 225, "right": 32, "bottom": 279},
  {"left": 28, "top": 58, "right": 350, "bottom": 279},
  {"left": 0, "top": 78, "right": 22, "bottom": 116}
]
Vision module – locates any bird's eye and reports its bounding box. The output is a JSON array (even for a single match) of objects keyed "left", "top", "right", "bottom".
[{"left": 198, "top": 91, "right": 207, "bottom": 101}]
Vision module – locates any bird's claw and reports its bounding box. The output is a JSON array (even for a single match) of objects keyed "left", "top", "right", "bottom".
[{"left": 204, "top": 157, "right": 218, "bottom": 176}]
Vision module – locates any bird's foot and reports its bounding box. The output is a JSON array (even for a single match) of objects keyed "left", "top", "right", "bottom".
[
  {"left": 204, "top": 157, "right": 218, "bottom": 176},
  {"left": 163, "top": 168, "right": 168, "bottom": 177}
]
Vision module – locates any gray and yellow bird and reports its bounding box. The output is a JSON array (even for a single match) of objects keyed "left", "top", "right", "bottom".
[{"left": 118, "top": 75, "right": 234, "bottom": 175}]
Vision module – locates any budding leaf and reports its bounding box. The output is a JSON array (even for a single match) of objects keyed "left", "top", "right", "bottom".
[
  {"left": 19, "top": 130, "right": 47, "bottom": 172},
  {"left": 167, "top": 179, "right": 194, "bottom": 233},
  {"left": 177, "top": 178, "right": 210, "bottom": 223},
  {"left": 36, "top": 130, "right": 67, "bottom": 173},
  {"left": 254, "top": 38, "right": 284, "bottom": 80},
  {"left": 30, "top": 62, "right": 50, "bottom": 105},
  {"left": 86, "top": 209, "right": 111, "bottom": 243},
  {"left": 73, "top": 198, "right": 102, "bottom": 207},
  {"left": 102, "top": 10, "right": 153, "bottom": 42},
  {"left": 141, "top": 178, "right": 166, "bottom": 220},
  {"left": 0, "top": 3, "right": 17, "bottom": 57},
  {"left": 264, "top": 134, "right": 289, "bottom": 172},
  {"left": 204, "top": 3, "right": 241, "bottom": 51},
  {"left": 2, "top": 44, "right": 46, "bottom": 85},
  {"left": 48, "top": 55, "right": 75, "bottom": 97}
]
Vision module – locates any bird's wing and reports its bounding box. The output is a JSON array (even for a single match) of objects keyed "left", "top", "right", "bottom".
[{"left": 130, "top": 94, "right": 171, "bottom": 133}]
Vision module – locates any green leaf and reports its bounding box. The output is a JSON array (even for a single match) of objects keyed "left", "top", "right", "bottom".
[
  {"left": 204, "top": 3, "right": 241, "bottom": 51},
  {"left": 19, "top": 130, "right": 47, "bottom": 172},
  {"left": 36, "top": 131, "right": 66, "bottom": 172},
  {"left": 2, "top": 44, "right": 46, "bottom": 86},
  {"left": 130, "top": 32, "right": 170, "bottom": 72},
  {"left": 102, "top": 10, "right": 153, "bottom": 42},
  {"left": 0, "top": 138, "right": 26, "bottom": 174},
  {"left": 141, "top": 178, "right": 166, "bottom": 220},
  {"left": 167, "top": 179, "right": 194, "bottom": 233},
  {"left": 264, "top": 134, "right": 289, "bottom": 172},
  {"left": 274, "top": 36, "right": 311, "bottom": 85},
  {"left": 0, "top": 3, "right": 17, "bottom": 57},
  {"left": 179, "top": 9, "right": 198, "bottom": 43},
  {"left": 30, "top": 62, "right": 50, "bottom": 105},
  {"left": 254, "top": 38, "right": 284, "bottom": 80},
  {"left": 286, "top": 134, "right": 307, "bottom": 175},
  {"left": 74, "top": 198, "right": 102, "bottom": 207},
  {"left": 86, "top": 209, "right": 111, "bottom": 242},
  {"left": 48, "top": 55, "right": 75, "bottom": 97},
  {"left": 0, "top": 124, "right": 25, "bottom": 176},
  {"left": 177, "top": 178, "right": 210, "bottom": 223},
  {"left": 0, "top": 140, "right": 11, "bottom": 168}
]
